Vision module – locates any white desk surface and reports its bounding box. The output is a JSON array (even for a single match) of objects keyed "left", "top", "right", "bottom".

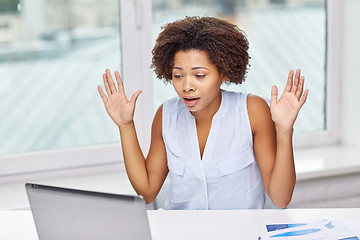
[{"left": 1, "top": 208, "right": 360, "bottom": 240}]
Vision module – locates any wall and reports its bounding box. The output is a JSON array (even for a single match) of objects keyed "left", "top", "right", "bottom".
[
  {"left": 340, "top": 0, "right": 360, "bottom": 148},
  {"left": 290, "top": 0, "right": 360, "bottom": 208}
]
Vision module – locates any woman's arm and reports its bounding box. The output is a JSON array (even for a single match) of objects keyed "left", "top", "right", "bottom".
[
  {"left": 248, "top": 69, "right": 308, "bottom": 208},
  {"left": 98, "top": 69, "right": 168, "bottom": 203}
]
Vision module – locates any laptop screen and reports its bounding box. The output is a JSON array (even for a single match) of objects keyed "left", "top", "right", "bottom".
[{"left": 26, "top": 183, "right": 152, "bottom": 240}]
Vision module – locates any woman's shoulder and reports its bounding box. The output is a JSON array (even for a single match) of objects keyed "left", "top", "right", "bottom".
[
  {"left": 247, "top": 94, "right": 270, "bottom": 108},
  {"left": 247, "top": 94, "right": 272, "bottom": 130}
]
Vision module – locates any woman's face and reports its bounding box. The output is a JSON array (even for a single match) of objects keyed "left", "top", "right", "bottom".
[{"left": 172, "top": 49, "right": 227, "bottom": 118}]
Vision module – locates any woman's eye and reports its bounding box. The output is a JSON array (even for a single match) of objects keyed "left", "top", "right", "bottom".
[
  {"left": 196, "top": 74, "right": 205, "bottom": 78},
  {"left": 173, "top": 74, "right": 182, "bottom": 79}
]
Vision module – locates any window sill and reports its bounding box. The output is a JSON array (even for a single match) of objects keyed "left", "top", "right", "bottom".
[
  {"left": 295, "top": 144, "right": 360, "bottom": 180},
  {"left": 2, "top": 144, "right": 360, "bottom": 210}
]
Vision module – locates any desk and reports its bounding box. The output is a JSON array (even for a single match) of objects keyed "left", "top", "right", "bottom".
[{"left": 1, "top": 209, "right": 360, "bottom": 240}]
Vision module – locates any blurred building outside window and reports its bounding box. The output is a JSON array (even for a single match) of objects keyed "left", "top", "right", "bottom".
[{"left": 0, "top": 0, "right": 121, "bottom": 156}]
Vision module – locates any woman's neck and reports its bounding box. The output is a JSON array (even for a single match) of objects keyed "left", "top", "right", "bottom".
[{"left": 191, "top": 91, "right": 222, "bottom": 124}]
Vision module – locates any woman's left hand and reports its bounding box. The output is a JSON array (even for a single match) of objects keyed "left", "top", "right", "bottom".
[{"left": 270, "top": 69, "right": 309, "bottom": 132}]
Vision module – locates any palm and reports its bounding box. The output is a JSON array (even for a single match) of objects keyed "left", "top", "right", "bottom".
[
  {"left": 104, "top": 91, "right": 133, "bottom": 125},
  {"left": 270, "top": 69, "right": 309, "bottom": 131},
  {"left": 98, "top": 69, "right": 142, "bottom": 127}
]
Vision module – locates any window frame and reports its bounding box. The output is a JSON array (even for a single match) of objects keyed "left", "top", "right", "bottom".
[
  {"left": 0, "top": 0, "right": 341, "bottom": 182},
  {"left": 293, "top": 0, "right": 342, "bottom": 148},
  {"left": 0, "top": 0, "right": 154, "bottom": 182},
  {"left": 134, "top": 0, "right": 342, "bottom": 149}
]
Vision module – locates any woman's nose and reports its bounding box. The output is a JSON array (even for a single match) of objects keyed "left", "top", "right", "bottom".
[{"left": 183, "top": 76, "right": 195, "bottom": 92}]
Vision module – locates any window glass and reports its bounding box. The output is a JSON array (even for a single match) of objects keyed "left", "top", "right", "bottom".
[
  {"left": 152, "top": 0, "right": 326, "bottom": 134},
  {"left": 0, "top": 0, "right": 121, "bottom": 156}
]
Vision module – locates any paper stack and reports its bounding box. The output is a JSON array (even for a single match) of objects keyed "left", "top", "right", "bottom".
[{"left": 259, "top": 218, "right": 360, "bottom": 240}]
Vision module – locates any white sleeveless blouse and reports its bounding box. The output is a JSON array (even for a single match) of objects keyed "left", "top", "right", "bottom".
[{"left": 162, "top": 89, "right": 265, "bottom": 210}]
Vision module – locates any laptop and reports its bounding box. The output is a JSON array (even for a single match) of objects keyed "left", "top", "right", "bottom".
[{"left": 25, "top": 183, "right": 152, "bottom": 240}]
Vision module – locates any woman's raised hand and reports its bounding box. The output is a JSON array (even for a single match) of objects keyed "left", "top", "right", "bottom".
[
  {"left": 97, "top": 69, "right": 142, "bottom": 127},
  {"left": 270, "top": 69, "right": 309, "bottom": 132}
]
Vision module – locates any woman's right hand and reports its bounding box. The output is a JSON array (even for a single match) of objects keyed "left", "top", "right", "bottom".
[{"left": 97, "top": 69, "right": 142, "bottom": 127}]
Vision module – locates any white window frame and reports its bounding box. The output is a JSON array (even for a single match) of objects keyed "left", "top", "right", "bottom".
[
  {"left": 132, "top": 0, "right": 342, "bottom": 150},
  {"left": 120, "top": 0, "right": 153, "bottom": 154},
  {"left": 0, "top": 0, "right": 153, "bottom": 183},
  {"left": 0, "top": 0, "right": 341, "bottom": 182},
  {"left": 294, "top": 0, "right": 342, "bottom": 148}
]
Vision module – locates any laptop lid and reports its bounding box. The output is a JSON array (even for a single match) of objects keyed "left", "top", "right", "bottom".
[{"left": 25, "top": 183, "right": 152, "bottom": 240}]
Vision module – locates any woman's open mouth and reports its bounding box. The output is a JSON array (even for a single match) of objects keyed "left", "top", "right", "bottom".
[{"left": 183, "top": 96, "right": 200, "bottom": 107}]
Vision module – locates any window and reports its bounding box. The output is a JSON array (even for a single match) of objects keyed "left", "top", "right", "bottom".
[
  {"left": 152, "top": 0, "right": 326, "bottom": 135},
  {"left": 0, "top": 0, "right": 123, "bottom": 178},
  {"left": 0, "top": 0, "right": 341, "bottom": 179}
]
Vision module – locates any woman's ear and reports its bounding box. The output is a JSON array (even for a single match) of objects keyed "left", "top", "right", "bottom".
[{"left": 221, "top": 75, "right": 228, "bottom": 83}]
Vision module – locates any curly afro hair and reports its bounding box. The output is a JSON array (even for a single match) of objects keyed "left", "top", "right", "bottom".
[{"left": 151, "top": 16, "right": 250, "bottom": 84}]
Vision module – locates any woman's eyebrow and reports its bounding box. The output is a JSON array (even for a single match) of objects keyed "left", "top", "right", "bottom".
[
  {"left": 192, "top": 66, "right": 209, "bottom": 70},
  {"left": 172, "top": 66, "right": 209, "bottom": 70},
  {"left": 172, "top": 67, "right": 183, "bottom": 70}
]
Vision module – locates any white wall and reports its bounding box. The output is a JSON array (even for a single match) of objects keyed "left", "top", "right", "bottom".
[{"left": 340, "top": 0, "right": 360, "bottom": 148}]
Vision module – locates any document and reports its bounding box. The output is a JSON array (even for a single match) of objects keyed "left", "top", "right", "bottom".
[{"left": 258, "top": 218, "right": 360, "bottom": 240}]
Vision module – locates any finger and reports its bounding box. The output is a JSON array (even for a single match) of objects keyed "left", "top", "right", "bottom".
[
  {"left": 284, "top": 70, "right": 294, "bottom": 92},
  {"left": 299, "top": 89, "right": 309, "bottom": 107},
  {"left": 130, "top": 90, "right": 142, "bottom": 104},
  {"left": 97, "top": 85, "right": 108, "bottom": 104},
  {"left": 291, "top": 69, "right": 301, "bottom": 94},
  {"left": 103, "top": 73, "right": 112, "bottom": 96},
  {"left": 271, "top": 85, "right": 278, "bottom": 106},
  {"left": 105, "top": 69, "right": 118, "bottom": 94},
  {"left": 115, "top": 71, "right": 125, "bottom": 94},
  {"left": 295, "top": 76, "right": 305, "bottom": 100}
]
